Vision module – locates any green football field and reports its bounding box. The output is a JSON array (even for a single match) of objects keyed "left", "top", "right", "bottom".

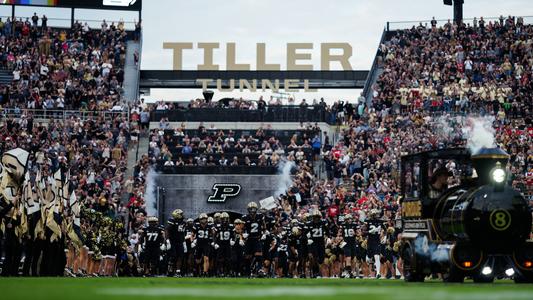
[{"left": 1, "top": 278, "right": 533, "bottom": 300}]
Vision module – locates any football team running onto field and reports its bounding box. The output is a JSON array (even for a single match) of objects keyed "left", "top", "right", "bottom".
[{"left": 140, "top": 202, "right": 402, "bottom": 279}]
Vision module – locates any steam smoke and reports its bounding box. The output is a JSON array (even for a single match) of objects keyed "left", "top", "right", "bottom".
[
  {"left": 461, "top": 116, "right": 496, "bottom": 154},
  {"left": 274, "top": 159, "right": 296, "bottom": 197},
  {"left": 433, "top": 115, "right": 496, "bottom": 154},
  {"left": 434, "top": 115, "right": 461, "bottom": 141},
  {"left": 144, "top": 168, "right": 158, "bottom": 217},
  {"left": 413, "top": 235, "right": 449, "bottom": 263}
]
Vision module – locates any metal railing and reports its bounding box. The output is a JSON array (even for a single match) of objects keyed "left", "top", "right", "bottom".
[
  {"left": 0, "top": 15, "right": 138, "bottom": 30},
  {"left": 1, "top": 108, "right": 130, "bottom": 122},
  {"left": 151, "top": 105, "right": 334, "bottom": 124},
  {"left": 386, "top": 15, "right": 533, "bottom": 31},
  {"left": 362, "top": 28, "right": 387, "bottom": 103},
  {"left": 133, "top": 28, "right": 143, "bottom": 103}
]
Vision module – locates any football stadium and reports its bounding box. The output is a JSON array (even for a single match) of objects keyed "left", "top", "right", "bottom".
[{"left": 0, "top": 0, "right": 532, "bottom": 299}]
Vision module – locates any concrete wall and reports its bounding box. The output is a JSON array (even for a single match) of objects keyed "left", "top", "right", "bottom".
[{"left": 154, "top": 173, "right": 282, "bottom": 220}]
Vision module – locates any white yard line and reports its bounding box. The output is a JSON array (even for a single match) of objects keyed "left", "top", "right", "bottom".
[
  {"left": 98, "top": 286, "right": 533, "bottom": 299},
  {"left": 99, "top": 286, "right": 388, "bottom": 297}
]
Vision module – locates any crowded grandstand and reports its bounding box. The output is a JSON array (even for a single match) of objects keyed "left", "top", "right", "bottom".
[{"left": 0, "top": 3, "right": 531, "bottom": 283}]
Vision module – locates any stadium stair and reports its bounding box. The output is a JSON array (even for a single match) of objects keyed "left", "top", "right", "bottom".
[
  {"left": 0, "top": 69, "right": 12, "bottom": 85},
  {"left": 123, "top": 40, "right": 141, "bottom": 103}
]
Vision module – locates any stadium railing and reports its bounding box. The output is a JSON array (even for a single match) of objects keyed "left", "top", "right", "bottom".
[
  {"left": 386, "top": 15, "right": 533, "bottom": 31},
  {"left": 1, "top": 108, "right": 130, "bottom": 122},
  {"left": 362, "top": 28, "right": 387, "bottom": 101},
  {"left": 0, "top": 15, "right": 138, "bottom": 31},
  {"left": 150, "top": 105, "right": 334, "bottom": 124},
  {"left": 156, "top": 165, "right": 279, "bottom": 175}
]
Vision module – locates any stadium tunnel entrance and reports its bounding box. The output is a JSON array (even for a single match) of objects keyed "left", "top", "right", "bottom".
[{"left": 154, "top": 173, "right": 283, "bottom": 222}]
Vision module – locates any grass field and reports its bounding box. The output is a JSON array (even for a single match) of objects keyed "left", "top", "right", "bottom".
[{"left": 1, "top": 278, "right": 532, "bottom": 300}]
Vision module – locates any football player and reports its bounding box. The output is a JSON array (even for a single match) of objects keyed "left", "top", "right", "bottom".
[
  {"left": 305, "top": 209, "right": 328, "bottom": 278},
  {"left": 214, "top": 212, "right": 234, "bottom": 277},
  {"left": 166, "top": 209, "right": 186, "bottom": 277},
  {"left": 183, "top": 218, "right": 195, "bottom": 276},
  {"left": 288, "top": 226, "right": 303, "bottom": 278},
  {"left": 366, "top": 209, "right": 383, "bottom": 278},
  {"left": 142, "top": 216, "right": 165, "bottom": 276},
  {"left": 340, "top": 214, "right": 358, "bottom": 278},
  {"left": 241, "top": 202, "right": 266, "bottom": 277},
  {"left": 193, "top": 213, "right": 213, "bottom": 277}
]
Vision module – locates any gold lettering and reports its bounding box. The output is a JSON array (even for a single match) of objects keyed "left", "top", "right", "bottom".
[
  {"left": 197, "top": 43, "right": 220, "bottom": 71},
  {"left": 287, "top": 43, "right": 313, "bottom": 71},
  {"left": 261, "top": 79, "right": 280, "bottom": 92},
  {"left": 320, "top": 43, "right": 353, "bottom": 71},
  {"left": 239, "top": 79, "right": 257, "bottom": 92},
  {"left": 256, "top": 43, "right": 280, "bottom": 70},
  {"left": 163, "top": 42, "right": 193, "bottom": 70},
  {"left": 284, "top": 79, "right": 299, "bottom": 92},
  {"left": 226, "top": 43, "right": 250, "bottom": 70},
  {"left": 303, "top": 79, "right": 317, "bottom": 92},
  {"left": 197, "top": 79, "right": 213, "bottom": 91},
  {"left": 217, "top": 79, "right": 235, "bottom": 92}
]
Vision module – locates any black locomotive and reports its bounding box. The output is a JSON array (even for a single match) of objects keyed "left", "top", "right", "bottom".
[{"left": 399, "top": 147, "right": 533, "bottom": 283}]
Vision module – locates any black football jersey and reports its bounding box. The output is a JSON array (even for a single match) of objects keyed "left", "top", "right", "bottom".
[
  {"left": 242, "top": 213, "right": 265, "bottom": 239},
  {"left": 288, "top": 234, "right": 302, "bottom": 250},
  {"left": 215, "top": 223, "right": 234, "bottom": 244},
  {"left": 193, "top": 223, "right": 212, "bottom": 245},
  {"left": 341, "top": 222, "right": 358, "bottom": 244},
  {"left": 305, "top": 220, "right": 328, "bottom": 243},
  {"left": 366, "top": 219, "right": 383, "bottom": 242},
  {"left": 166, "top": 219, "right": 186, "bottom": 244},
  {"left": 144, "top": 225, "right": 164, "bottom": 248}
]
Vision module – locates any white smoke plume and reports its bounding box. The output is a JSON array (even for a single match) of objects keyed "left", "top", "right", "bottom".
[
  {"left": 274, "top": 159, "right": 296, "bottom": 197},
  {"left": 434, "top": 115, "right": 461, "bottom": 141},
  {"left": 144, "top": 168, "right": 158, "bottom": 217},
  {"left": 461, "top": 116, "right": 496, "bottom": 154},
  {"left": 414, "top": 235, "right": 449, "bottom": 263}
]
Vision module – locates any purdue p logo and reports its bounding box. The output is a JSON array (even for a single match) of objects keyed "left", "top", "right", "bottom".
[{"left": 207, "top": 183, "right": 241, "bottom": 203}]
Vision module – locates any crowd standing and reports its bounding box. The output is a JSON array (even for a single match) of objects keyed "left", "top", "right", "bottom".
[
  {"left": 0, "top": 16, "right": 131, "bottom": 112},
  {"left": 0, "top": 16, "right": 532, "bottom": 278},
  {"left": 0, "top": 16, "right": 134, "bottom": 276}
]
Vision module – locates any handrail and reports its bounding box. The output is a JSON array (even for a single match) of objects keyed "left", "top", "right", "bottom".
[
  {"left": 0, "top": 15, "right": 138, "bottom": 30},
  {"left": 362, "top": 28, "right": 387, "bottom": 104},
  {"left": 150, "top": 105, "right": 333, "bottom": 124},
  {"left": 386, "top": 15, "right": 533, "bottom": 31},
  {"left": 1, "top": 108, "right": 129, "bottom": 122},
  {"left": 134, "top": 27, "right": 143, "bottom": 103}
]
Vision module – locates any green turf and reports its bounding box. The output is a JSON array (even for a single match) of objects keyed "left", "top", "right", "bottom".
[{"left": 1, "top": 277, "right": 532, "bottom": 300}]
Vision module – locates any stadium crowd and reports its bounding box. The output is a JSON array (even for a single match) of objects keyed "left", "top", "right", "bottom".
[
  {"left": 147, "top": 125, "right": 322, "bottom": 169},
  {"left": 0, "top": 15, "right": 135, "bottom": 276},
  {"left": 0, "top": 15, "right": 531, "bottom": 279},
  {"left": 0, "top": 16, "right": 131, "bottom": 112},
  {"left": 0, "top": 112, "right": 131, "bottom": 276},
  {"left": 119, "top": 15, "right": 531, "bottom": 279},
  {"left": 371, "top": 15, "right": 532, "bottom": 118}
]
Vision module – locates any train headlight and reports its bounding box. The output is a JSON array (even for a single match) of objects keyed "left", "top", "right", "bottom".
[
  {"left": 491, "top": 167, "right": 505, "bottom": 183},
  {"left": 505, "top": 268, "right": 515, "bottom": 277},
  {"left": 481, "top": 266, "right": 492, "bottom": 275}
]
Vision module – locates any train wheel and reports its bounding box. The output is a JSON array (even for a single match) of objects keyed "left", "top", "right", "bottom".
[
  {"left": 513, "top": 273, "right": 533, "bottom": 283},
  {"left": 402, "top": 244, "right": 424, "bottom": 282},
  {"left": 472, "top": 274, "right": 494, "bottom": 283},
  {"left": 443, "top": 266, "right": 465, "bottom": 283}
]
